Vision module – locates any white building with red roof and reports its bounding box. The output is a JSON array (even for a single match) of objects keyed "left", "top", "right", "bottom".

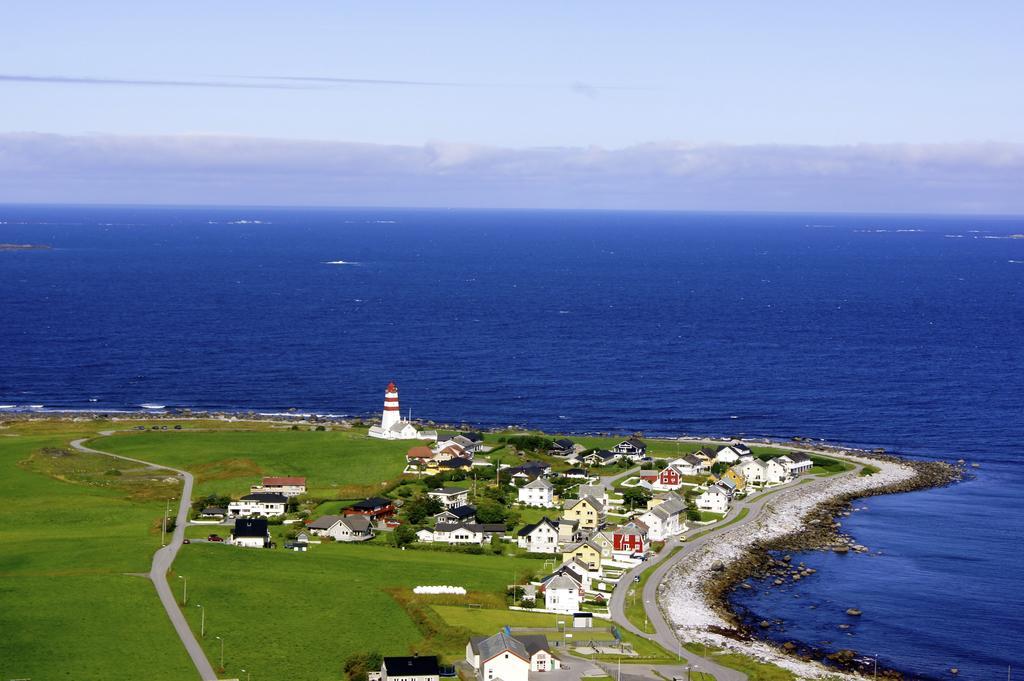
[{"left": 250, "top": 476, "right": 307, "bottom": 497}]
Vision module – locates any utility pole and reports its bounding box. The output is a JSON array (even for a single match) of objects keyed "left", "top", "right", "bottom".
[
  {"left": 161, "top": 497, "right": 170, "bottom": 546},
  {"left": 215, "top": 636, "right": 224, "bottom": 670}
]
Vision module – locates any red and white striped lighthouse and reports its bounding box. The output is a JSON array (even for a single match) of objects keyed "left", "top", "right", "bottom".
[{"left": 381, "top": 382, "right": 401, "bottom": 431}]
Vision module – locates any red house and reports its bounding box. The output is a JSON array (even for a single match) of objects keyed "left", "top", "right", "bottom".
[
  {"left": 657, "top": 465, "right": 682, "bottom": 489},
  {"left": 344, "top": 497, "right": 395, "bottom": 519},
  {"left": 612, "top": 521, "right": 647, "bottom": 554}
]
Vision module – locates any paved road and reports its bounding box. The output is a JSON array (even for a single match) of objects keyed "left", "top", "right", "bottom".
[
  {"left": 71, "top": 433, "right": 218, "bottom": 681},
  {"left": 605, "top": 449, "right": 861, "bottom": 681}
]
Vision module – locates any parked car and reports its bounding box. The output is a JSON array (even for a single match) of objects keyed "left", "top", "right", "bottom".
[{"left": 207, "top": 534, "right": 223, "bottom": 542}]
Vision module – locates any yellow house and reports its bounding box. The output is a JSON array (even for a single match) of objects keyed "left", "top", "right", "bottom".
[
  {"left": 563, "top": 496, "right": 604, "bottom": 530},
  {"left": 723, "top": 468, "right": 746, "bottom": 491},
  {"left": 562, "top": 541, "right": 602, "bottom": 571}
]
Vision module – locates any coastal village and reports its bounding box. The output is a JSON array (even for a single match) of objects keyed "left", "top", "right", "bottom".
[
  {"left": 170, "top": 382, "right": 876, "bottom": 681},
  {"left": 0, "top": 381, "right": 961, "bottom": 681}
]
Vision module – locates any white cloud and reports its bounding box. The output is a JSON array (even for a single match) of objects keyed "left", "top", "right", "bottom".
[{"left": 0, "top": 132, "right": 1021, "bottom": 213}]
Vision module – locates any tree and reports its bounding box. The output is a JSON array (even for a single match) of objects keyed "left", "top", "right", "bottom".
[
  {"left": 343, "top": 652, "right": 383, "bottom": 681},
  {"left": 621, "top": 486, "right": 652, "bottom": 510},
  {"left": 404, "top": 494, "right": 443, "bottom": 525},
  {"left": 393, "top": 524, "right": 418, "bottom": 547},
  {"left": 475, "top": 499, "right": 508, "bottom": 524}
]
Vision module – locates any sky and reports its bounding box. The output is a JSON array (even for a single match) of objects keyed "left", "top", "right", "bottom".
[{"left": 1, "top": 2, "right": 1022, "bottom": 213}]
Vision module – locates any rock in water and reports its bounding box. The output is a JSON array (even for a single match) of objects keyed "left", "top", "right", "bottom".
[{"left": 846, "top": 608, "right": 863, "bottom": 616}]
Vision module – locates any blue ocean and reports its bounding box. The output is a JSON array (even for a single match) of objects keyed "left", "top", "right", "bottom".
[{"left": 1, "top": 205, "right": 1022, "bottom": 679}]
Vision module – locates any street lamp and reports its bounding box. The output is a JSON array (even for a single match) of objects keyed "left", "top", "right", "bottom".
[
  {"left": 215, "top": 636, "right": 225, "bottom": 670},
  {"left": 162, "top": 498, "right": 171, "bottom": 546},
  {"left": 178, "top": 574, "right": 187, "bottom": 605},
  {"left": 241, "top": 668, "right": 251, "bottom": 681},
  {"left": 196, "top": 603, "right": 205, "bottom": 638},
  {"left": 873, "top": 653, "right": 878, "bottom": 681}
]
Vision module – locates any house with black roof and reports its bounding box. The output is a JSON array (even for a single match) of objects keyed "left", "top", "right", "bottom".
[
  {"left": 612, "top": 437, "right": 647, "bottom": 460},
  {"left": 434, "top": 505, "right": 477, "bottom": 524},
  {"left": 344, "top": 497, "right": 396, "bottom": 519},
  {"left": 381, "top": 655, "right": 440, "bottom": 681},
  {"left": 548, "top": 438, "right": 576, "bottom": 456},
  {"left": 230, "top": 517, "right": 270, "bottom": 548}
]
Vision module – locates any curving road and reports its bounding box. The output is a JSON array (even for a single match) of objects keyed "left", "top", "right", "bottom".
[
  {"left": 605, "top": 452, "right": 860, "bottom": 681},
  {"left": 71, "top": 433, "right": 218, "bottom": 681}
]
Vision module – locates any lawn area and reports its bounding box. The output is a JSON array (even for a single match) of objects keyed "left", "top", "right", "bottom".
[
  {"left": 693, "top": 511, "right": 726, "bottom": 522},
  {"left": 431, "top": 604, "right": 562, "bottom": 632},
  {"left": 96, "top": 425, "right": 410, "bottom": 498},
  {"left": 172, "top": 541, "right": 543, "bottom": 679},
  {"left": 687, "top": 507, "right": 750, "bottom": 541},
  {"left": 684, "top": 643, "right": 796, "bottom": 681},
  {"left": 0, "top": 420, "right": 198, "bottom": 681}
]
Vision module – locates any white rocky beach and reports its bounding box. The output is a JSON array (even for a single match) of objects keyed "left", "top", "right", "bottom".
[{"left": 660, "top": 454, "right": 918, "bottom": 679}]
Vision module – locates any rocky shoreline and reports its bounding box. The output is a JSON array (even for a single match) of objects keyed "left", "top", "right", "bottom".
[{"left": 661, "top": 452, "right": 963, "bottom": 680}]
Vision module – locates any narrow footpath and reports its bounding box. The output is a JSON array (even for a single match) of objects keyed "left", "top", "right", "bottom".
[{"left": 71, "top": 433, "right": 218, "bottom": 681}]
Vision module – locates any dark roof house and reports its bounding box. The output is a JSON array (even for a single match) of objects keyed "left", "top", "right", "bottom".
[{"left": 382, "top": 655, "right": 440, "bottom": 679}]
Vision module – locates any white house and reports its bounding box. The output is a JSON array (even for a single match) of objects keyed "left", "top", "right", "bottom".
[
  {"left": 432, "top": 523, "right": 505, "bottom": 545},
  {"left": 381, "top": 656, "right": 440, "bottom": 681},
  {"left": 580, "top": 450, "right": 619, "bottom": 467},
  {"left": 777, "top": 452, "right": 813, "bottom": 476},
  {"left": 543, "top": 574, "right": 582, "bottom": 613},
  {"left": 517, "top": 517, "right": 560, "bottom": 553},
  {"left": 367, "top": 382, "right": 437, "bottom": 441},
  {"left": 518, "top": 478, "right": 556, "bottom": 507},
  {"left": 230, "top": 517, "right": 270, "bottom": 548},
  {"left": 467, "top": 631, "right": 560, "bottom": 681},
  {"left": 763, "top": 457, "right": 790, "bottom": 484},
  {"left": 733, "top": 459, "right": 767, "bottom": 486},
  {"left": 695, "top": 487, "right": 730, "bottom": 514},
  {"left": 612, "top": 437, "right": 648, "bottom": 460},
  {"left": 250, "top": 476, "right": 307, "bottom": 498},
  {"left": 227, "top": 492, "right": 287, "bottom": 518},
  {"left": 638, "top": 493, "right": 687, "bottom": 541},
  {"left": 669, "top": 454, "right": 707, "bottom": 476},
  {"left": 307, "top": 514, "right": 374, "bottom": 542},
  {"left": 427, "top": 487, "right": 470, "bottom": 509},
  {"left": 715, "top": 446, "right": 743, "bottom": 464}
]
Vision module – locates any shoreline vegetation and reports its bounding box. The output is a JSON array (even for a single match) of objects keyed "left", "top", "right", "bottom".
[{"left": 2, "top": 409, "right": 965, "bottom": 680}]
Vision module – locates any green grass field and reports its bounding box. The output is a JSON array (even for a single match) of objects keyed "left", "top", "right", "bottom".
[
  {"left": 172, "top": 542, "right": 542, "bottom": 679},
  {"left": 0, "top": 421, "right": 197, "bottom": 681},
  {"left": 97, "top": 426, "right": 410, "bottom": 498}
]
